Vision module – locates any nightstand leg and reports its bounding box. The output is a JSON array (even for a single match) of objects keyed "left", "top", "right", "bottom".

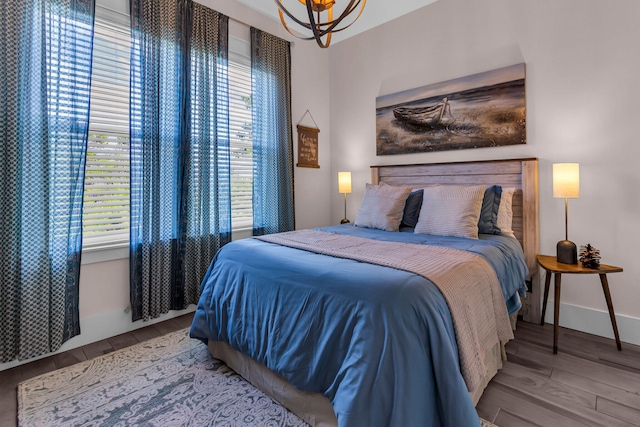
[
  {"left": 541, "top": 270, "right": 551, "bottom": 326},
  {"left": 553, "top": 273, "right": 562, "bottom": 354},
  {"left": 600, "top": 274, "right": 622, "bottom": 351}
]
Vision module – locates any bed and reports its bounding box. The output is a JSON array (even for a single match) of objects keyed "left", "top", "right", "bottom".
[{"left": 190, "top": 158, "right": 540, "bottom": 426}]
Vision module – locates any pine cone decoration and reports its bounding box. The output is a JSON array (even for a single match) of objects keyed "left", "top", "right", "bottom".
[{"left": 579, "top": 244, "right": 601, "bottom": 269}]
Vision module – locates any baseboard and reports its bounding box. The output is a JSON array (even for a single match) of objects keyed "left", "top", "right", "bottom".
[
  {"left": 0, "top": 305, "right": 196, "bottom": 372},
  {"left": 542, "top": 301, "right": 640, "bottom": 347}
]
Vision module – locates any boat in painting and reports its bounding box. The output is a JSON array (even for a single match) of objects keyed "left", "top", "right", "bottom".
[{"left": 393, "top": 97, "right": 454, "bottom": 128}]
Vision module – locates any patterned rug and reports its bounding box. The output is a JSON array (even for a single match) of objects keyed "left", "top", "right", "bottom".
[{"left": 18, "top": 329, "right": 498, "bottom": 426}]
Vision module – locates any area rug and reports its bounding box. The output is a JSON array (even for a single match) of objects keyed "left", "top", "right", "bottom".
[{"left": 18, "top": 329, "right": 498, "bottom": 426}]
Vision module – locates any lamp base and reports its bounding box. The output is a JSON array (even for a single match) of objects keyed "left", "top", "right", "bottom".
[
  {"left": 340, "top": 218, "right": 350, "bottom": 224},
  {"left": 557, "top": 240, "right": 577, "bottom": 264}
]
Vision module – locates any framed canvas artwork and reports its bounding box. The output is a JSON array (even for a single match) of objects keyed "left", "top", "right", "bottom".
[{"left": 376, "top": 63, "right": 526, "bottom": 155}]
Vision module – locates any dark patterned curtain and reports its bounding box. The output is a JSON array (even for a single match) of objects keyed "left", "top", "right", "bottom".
[
  {"left": 0, "top": 0, "right": 95, "bottom": 362},
  {"left": 250, "top": 28, "right": 295, "bottom": 236},
  {"left": 129, "top": 0, "right": 230, "bottom": 322}
]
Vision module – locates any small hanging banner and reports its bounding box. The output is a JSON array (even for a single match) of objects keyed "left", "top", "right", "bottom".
[{"left": 296, "top": 120, "right": 320, "bottom": 168}]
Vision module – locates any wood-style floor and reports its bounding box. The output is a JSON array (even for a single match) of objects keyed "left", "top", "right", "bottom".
[
  {"left": 477, "top": 321, "right": 640, "bottom": 426},
  {"left": 1, "top": 315, "right": 639, "bottom": 426}
]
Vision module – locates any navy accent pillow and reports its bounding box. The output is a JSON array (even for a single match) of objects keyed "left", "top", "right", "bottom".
[
  {"left": 400, "top": 189, "right": 424, "bottom": 229},
  {"left": 478, "top": 185, "right": 502, "bottom": 235}
]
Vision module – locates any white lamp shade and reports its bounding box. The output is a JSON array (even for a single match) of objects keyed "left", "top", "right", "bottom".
[
  {"left": 553, "top": 163, "right": 580, "bottom": 198},
  {"left": 338, "top": 172, "right": 352, "bottom": 194}
]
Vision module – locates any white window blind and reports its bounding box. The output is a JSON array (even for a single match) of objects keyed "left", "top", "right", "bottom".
[
  {"left": 228, "top": 49, "right": 253, "bottom": 230},
  {"left": 82, "top": 21, "right": 252, "bottom": 250},
  {"left": 83, "top": 14, "right": 131, "bottom": 247}
]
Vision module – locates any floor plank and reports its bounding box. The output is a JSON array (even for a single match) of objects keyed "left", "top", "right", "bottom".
[
  {"left": 19, "top": 357, "right": 56, "bottom": 382},
  {"left": 494, "top": 409, "right": 542, "bottom": 427},
  {"left": 0, "top": 388, "right": 18, "bottom": 427},
  {"left": 174, "top": 314, "right": 195, "bottom": 329},
  {"left": 480, "top": 384, "right": 586, "bottom": 427},
  {"left": 82, "top": 338, "right": 115, "bottom": 360},
  {"left": 52, "top": 347, "right": 87, "bottom": 370},
  {"left": 597, "top": 397, "right": 640, "bottom": 426},
  {"left": 492, "top": 368, "right": 633, "bottom": 427},
  {"left": 152, "top": 318, "right": 183, "bottom": 336},
  {"left": 497, "top": 362, "right": 597, "bottom": 410},
  {"left": 477, "top": 321, "right": 640, "bottom": 427},
  {"left": 551, "top": 368, "right": 640, "bottom": 410},
  {"left": 476, "top": 395, "right": 500, "bottom": 423},
  {"left": 514, "top": 340, "right": 640, "bottom": 395},
  {"left": 131, "top": 325, "right": 162, "bottom": 343},
  {"left": 558, "top": 332, "right": 640, "bottom": 374},
  {"left": 0, "top": 367, "right": 22, "bottom": 389},
  {"left": 504, "top": 352, "right": 553, "bottom": 377},
  {"left": 107, "top": 332, "right": 139, "bottom": 351}
]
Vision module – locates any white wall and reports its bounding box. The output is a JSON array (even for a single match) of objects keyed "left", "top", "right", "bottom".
[
  {"left": 0, "top": 0, "right": 331, "bottom": 371},
  {"left": 328, "top": 0, "right": 640, "bottom": 344}
]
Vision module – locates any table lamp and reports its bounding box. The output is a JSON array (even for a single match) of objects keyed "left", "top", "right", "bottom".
[
  {"left": 553, "top": 163, "right": 580, "bottom": 264},
  {"left": 338, "top": 172, "right": 352, "bottom": 224}
]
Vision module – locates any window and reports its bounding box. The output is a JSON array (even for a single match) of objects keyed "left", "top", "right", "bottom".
[
  {"left": 228, "top": 46, "right": 253, "bottom": 230},
  {"left": 82, "top": 15, "right": 253, "bottom": 251},
  {"left": 83, "top": 11, "right": 130, "bottom": 248}
]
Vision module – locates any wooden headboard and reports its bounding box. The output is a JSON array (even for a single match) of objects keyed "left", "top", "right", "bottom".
[{"left": 371, "top": 158, "right": 540, "bottom": 322}]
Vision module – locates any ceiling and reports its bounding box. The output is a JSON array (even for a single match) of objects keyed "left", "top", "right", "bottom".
[{"left": 233, "top": 0, "right": 439, "bottom": 45}]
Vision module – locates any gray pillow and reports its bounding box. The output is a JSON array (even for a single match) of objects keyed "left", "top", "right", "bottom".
[
  {"left": 414, "top": 185, "right": 486, "bottom": 239},
  {"left": 497, "top": 188, "right": 516, "bottom": 238},
  {"left": 354, "top": 182, "right": 412, "bottom": 232}
]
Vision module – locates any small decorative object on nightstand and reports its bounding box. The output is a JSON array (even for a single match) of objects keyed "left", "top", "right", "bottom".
[
  {"left": 537, "top": 254, "right": 622, "bottom": 354},
  {"left": 338, "top": 172, "right": 352, "bottom": 224},
  {"left": 579, "top": 244, "right": 601, "bottom": 269},
  {"left": 553, "top": 163, "right": 580, "bottom": 264}
]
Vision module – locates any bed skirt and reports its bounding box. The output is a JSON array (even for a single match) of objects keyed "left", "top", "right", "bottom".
[{"left": 207, "top": 337, "right": 507, "bottom": 426}]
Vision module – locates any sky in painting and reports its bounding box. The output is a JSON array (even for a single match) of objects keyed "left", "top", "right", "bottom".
[{"left": 376, "top": 63, "right": 525, "bottom": 109}]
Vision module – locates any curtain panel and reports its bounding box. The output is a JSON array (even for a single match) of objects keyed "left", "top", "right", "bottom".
[
  {"left": 0, "top": 0, "right": 95, "bottom": 362},
  {"left": 129, "top": 0, "right": 230, "bottom": 322},
  {"left": 250, "top": 28, "right": 295, "bottom": 236}
]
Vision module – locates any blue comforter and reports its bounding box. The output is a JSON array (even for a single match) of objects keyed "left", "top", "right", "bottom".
[{"left": 190, "top": 225, "right": 528, "bottom": 426}]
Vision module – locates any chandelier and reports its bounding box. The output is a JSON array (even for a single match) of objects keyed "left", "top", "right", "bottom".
[{"left": 275, "top": 0, "right": 367, "bottom": 48}]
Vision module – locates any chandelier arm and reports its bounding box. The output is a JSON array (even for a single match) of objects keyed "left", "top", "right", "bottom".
[
  {"left": 306, "top": 0, "right": 365, "bottom": 37},
  {"left": 278, "top": 9, "right": 319, "bottom": 40},
  {"left": 275, "top": 0, "right": 366, "bottom": 47},
  {"left": 324, "top": 8, "right": 333, "bottom": 46},
  {"left": 311, "top": 0, "right": 365, "bottom": 36},
  {"left": 279, "top": 0, "right": 359, "bottom": 31},
  {"left": 320, "top": 0, "right": 359, "bottom": 30},
  {"left": 306, "top": 0, "right": 331, "bottom": 48},
  {"left": 275, "top": 0, "right": 314, "bottom": 30}
]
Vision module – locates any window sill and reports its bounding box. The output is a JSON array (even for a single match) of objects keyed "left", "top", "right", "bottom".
[
  {"left": 232, "top": 227, "right": 253, "bottom": 241},
  {"left": 82, "top": 240, "right": 129, "bottom": 265},
  {"left": 81, "top": 228, "right": 254, "bottom": 265}
]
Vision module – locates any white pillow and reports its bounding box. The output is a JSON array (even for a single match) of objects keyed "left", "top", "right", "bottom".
[
  {"left": 354, "top": 182, "right": 412, "bottom": 232},
  {"left": 497, "top": 187, "right": 515, "bottom": 238},
  {"left": 414, "top": 185, "right": 486, "bottom": 239}
]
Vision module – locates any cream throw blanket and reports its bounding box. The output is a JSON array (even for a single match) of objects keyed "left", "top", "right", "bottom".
[{"left": 255, "top": 229, "right": 514, "bottom": 395}]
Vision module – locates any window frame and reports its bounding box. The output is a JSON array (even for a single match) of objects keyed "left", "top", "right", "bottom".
[{"left": 82, "top": 17, "right": 255, "bottom": 264}]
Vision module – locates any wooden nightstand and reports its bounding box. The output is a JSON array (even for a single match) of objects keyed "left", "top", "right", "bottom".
[{"left": 537, "top": 254, "right": 623, "bottom": 354}]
